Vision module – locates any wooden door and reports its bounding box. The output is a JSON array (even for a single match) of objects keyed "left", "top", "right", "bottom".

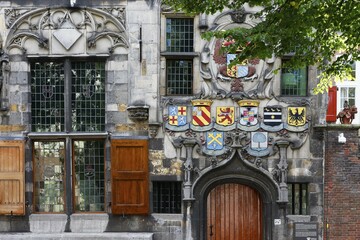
[{"left": 207, "top": 183, "right": 262, "bottom": 240}]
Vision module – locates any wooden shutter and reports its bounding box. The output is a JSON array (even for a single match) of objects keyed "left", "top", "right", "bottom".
[
  {"left": 111, "top": 139, "right": 149, "bottom": 215},
  {"left": 326, "top": 86, "right": 338, "bottom": 122},
  {"left": 0, "top": 140, "right": 25, "bottom": 215}
]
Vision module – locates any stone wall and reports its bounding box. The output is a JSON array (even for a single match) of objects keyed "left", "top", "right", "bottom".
[{"left": 324, "top": 125, "right": 360, "bottom": 239}]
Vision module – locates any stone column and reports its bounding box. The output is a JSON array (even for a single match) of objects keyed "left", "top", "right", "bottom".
[
  {"left": 182, "top": 138, "right": 196, "bottom": 240},
  {"left": 276, "top": 140, "right": 290, "bottom": 203},
  {"left": 183, "top": 138, "right": 196, "bottom": 201},
  {"left": 0, "top": 61, "right": 9, "bottom": 110}
]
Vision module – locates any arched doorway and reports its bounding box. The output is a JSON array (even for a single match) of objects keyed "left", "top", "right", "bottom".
[
  {"left": 206, "top": 183, "right": 262, "bottom": 240},
  {"left": 191, "top": 152, "right": 279, "bottom": 240}
]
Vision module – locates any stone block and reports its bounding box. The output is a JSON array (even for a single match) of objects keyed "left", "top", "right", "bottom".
[
  {"left": 29, "top": 214, "right": 67, "bottom": 233},
  {"left": 70, "top": 213, "right": 108, "bottom": 233}
]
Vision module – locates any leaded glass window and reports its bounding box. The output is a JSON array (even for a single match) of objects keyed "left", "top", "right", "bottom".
[
  {"left": 74, "top": 140, "right": 105, "bottom": 212},
  {"left": 31, "top": 59, "right": 106, "bottom": 214},
  {"left": 166, "top": 18, "right": 194, "bottom": 52},
  {"left": 31, "top": 62, "right": 65, "bottom": 132},
  {"left": 166, "top": 59, "right": 193, "bottom": 95},
  {"left": 165, "top": 18, "right": 194, "bottom": 96},
  {"left": 281, "top": 60, "right": 307, "bottom": 96},
  {"left": 31, "top": 60, "right": 105, "bottom": 132},
  {"left": 33, "top": 141, "right": 65, "bottom": 213},
  {"left": 33, "top": 140, "right": 105, "bottom": 213},
  {"left": 71, "top": 62, "right": 105, "bottom": 132}
]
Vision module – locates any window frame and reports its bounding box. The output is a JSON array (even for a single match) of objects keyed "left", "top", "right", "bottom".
[
  {"left": 29, "top": 58, "right": 108, "bottom": 214},
  {"left": 31, "top": 137, "right": 107, "bottom": 214},
  {"left": 287, "top": 183, "right": 308, "bottom": 215},
  {"left": 30, "top": 58, "right": 107, "bottom": 133},
  {"left": 280, "top": 58, "right": 308, "bottom": 97},
  {"left": 152, "top": 181, "right": 182, "bottom": 214},
  {"left": 335, "top": 61, "right": 360, "bottom": 124},
  {"left": 162, "top": 16, "right": 196, "bottom": 96}
]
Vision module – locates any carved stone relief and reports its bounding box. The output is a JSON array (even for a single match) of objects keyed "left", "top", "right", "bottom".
[
  {"left": 161, "top": 8, "right": 312, "bottom": 205},
  {"left": 5, "top": 7, "right": 129, "bottom": 55}
]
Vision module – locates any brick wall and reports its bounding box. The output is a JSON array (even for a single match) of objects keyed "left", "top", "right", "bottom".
[{"left": 324, "top": 126, "right": 360, "bottom": 240}]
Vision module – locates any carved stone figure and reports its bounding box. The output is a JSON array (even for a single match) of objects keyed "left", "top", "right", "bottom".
[{"left": 337, "top": 101, "right": 358, "bottom": 124}]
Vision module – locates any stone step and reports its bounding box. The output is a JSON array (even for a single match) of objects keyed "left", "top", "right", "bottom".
[{"left": 0, "top": 233, "right": 153, "bottom": 240}]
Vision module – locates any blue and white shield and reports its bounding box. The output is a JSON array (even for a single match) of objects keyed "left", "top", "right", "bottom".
[{"left": 206, "top": 131, "right": 224, "bottom": 150}]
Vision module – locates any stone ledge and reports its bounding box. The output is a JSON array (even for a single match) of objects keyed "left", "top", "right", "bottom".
[
  {"left": 0, "top": 233, "right": 153, "bottom": 240},
  {"left": 0, "top": 125, "right": 26, "bottom": 132},
  {"left": 29, "top": 214, "right": 67, "bottom": 233},
  {"left": 70, "top": 213, "right": 108, "bottom": 233}
]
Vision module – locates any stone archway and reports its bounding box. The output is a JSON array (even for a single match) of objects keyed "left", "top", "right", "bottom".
[{"left": 191, "top": 151, "right": 279, "bottom": 240}]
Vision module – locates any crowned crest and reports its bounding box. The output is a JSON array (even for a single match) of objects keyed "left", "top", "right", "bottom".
[
  {"left": 191, "top": 100, "right": 213, "bottom": 127},
  {"left": 238, "top": 100, "right": 259, "bottom": 126}
]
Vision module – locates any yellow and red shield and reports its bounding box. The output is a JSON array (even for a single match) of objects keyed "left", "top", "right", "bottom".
[
  {"left": 191, "top": 100, "right": 213, "bottom": 126},
  {"left": 216, "top": 107, "right": 235, "bottom": 126}
]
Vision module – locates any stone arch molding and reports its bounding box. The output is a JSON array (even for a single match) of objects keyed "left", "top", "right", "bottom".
[{"left": 5, "top": 7, "right": 129, "bottom": 56}]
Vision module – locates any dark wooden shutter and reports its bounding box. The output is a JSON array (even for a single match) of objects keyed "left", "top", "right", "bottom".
[
  {"left": 326, "top": 86, "right": 337, "bottom": 122},
  {"left": 0, "top": 141, "right": 25, "bottom": 215},
  {"left": 111, "top": 139, "right": 149, "bottom": 215}
]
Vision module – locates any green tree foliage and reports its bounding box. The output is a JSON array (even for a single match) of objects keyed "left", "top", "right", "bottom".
[{"left": 163, "top": 0, "right": 360, "bottom": 93}]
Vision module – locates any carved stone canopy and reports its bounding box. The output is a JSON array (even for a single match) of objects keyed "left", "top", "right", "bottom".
[{"left": 127, "top": 105, "right": 150, "bottom": 122}]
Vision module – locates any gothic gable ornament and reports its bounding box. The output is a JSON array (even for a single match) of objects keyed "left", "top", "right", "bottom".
[
  {"left": 5, "top": 7, "right": 129, "bottom": 55},
  {"left": 53, "top": 14, "right": 82, "bottom": 50}
]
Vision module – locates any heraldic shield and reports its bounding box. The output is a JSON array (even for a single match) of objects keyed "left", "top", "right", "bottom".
[
  {"left": 216, "top": 106, "right": 235, "bottom": 126},
  {"left": 206, "top": 131, "right": 224, "bottom": 150},
  {"left": 238, "top": 100, "right": 259, "bottom": 126},
  {"left": 263, "top": 107, "right": 282, "bottom": 126},
  {"left": 288, "top": 107, "right": 306, "bottom": 126},
  {"left": 168, "top": 105, "right": 187, "bottom": 126},
  {"left": 191, "top": 100, "right": 213, "bottom": 127}
]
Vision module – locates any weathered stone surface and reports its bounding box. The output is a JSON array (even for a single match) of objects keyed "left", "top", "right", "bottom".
[
  {"left": 29, "top": 214, "right": 67, "bottom": 233},
  {"left": 70, "top": 214, "right": 108, "bottom": 233}
]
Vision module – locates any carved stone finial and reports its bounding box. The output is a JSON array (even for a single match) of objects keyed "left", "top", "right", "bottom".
[
  {"left": 148, "top": 122, "right": 161, "bottom": 138},
  {"left": 230, "top": 8, "right": 246, "bottom": 23}
]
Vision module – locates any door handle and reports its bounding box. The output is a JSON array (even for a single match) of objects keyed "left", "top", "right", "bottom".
[{"left": 209, "top": 224, "right": 214, "bottom": 236}]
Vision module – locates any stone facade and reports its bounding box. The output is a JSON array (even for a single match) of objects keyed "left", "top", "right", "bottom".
[{"left": 0, "top": 1, "right": 357, "bottom": 240}]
